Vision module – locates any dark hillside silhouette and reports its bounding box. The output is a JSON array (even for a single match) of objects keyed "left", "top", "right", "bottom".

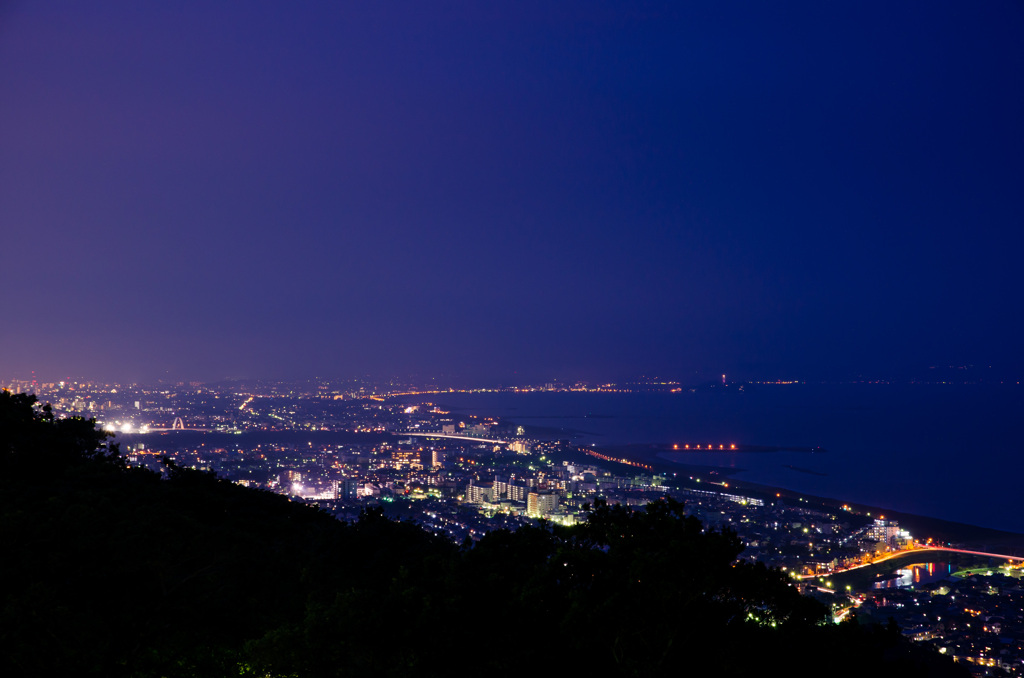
[{"left": 0, "top": 391, "right": 967, "bottom": 677}]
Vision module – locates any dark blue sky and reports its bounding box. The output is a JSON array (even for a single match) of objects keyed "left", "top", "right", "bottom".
[{"left": 1, "top": 1, "right": 1021, "bottom": 384}]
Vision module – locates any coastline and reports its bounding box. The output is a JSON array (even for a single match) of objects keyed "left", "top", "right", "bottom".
[
  {"left": 415, "top": 385, "right": 1022, "bottom": 537},
  {"left": 584, "top": 441, "right": 1024, "bottom": 552}
]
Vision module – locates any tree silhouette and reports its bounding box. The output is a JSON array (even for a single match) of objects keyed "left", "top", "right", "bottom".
[
  {"left": 0, "top": 391, "right": 967, "bottom": 677},
  {"left": 0, "top": 391, "right": 117, "bottom": 473}
]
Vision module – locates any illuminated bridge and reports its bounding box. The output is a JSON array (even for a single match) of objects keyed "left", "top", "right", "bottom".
[
  {"left": 140, "top": 417, "right": 209, "bottom": 433},
  {"left": 397, "top": 431, "right": 509, "bottom": 445},
  {"left": 798, "top": 545, "right": 1024, "bottom": 580}
]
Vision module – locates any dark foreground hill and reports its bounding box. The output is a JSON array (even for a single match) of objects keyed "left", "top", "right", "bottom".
[{"left": 0, "top": 391, "right": 967, "bottom": 677}]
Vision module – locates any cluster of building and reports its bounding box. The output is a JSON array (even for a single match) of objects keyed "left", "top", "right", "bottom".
[{"left": 860, "top": 568, "right": 1024, "bottom": 675}]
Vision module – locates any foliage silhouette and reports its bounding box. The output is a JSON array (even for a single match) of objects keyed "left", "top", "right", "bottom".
[{"left": 0, "top": 392, "right": 967, "bottom": 677}]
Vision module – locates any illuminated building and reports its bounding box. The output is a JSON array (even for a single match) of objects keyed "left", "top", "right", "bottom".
[
  {"left": 527, "top": 491, "right": 558, "bottom": 518},
  {"left": 390, "top": 447, "right": 423, "bottom": 471},
  {"left": 494, "top": 476, "right": 527, "bottom": 502},
  {"left": 431, "top": 449, "right": 445, "bottom": 469},
  {"left": 868, "top": 519, "right": 901, "bottom": 547},
  {"left": 509, "top": 440, "right": 531, "bottom": 455},
  {"left": 465, "top": 481, "right": 492, "bottom": 504}
]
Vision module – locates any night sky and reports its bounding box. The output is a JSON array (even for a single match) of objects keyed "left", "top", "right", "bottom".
[{"left": 2, "top": 1, "right": 1022, "bottom": 385}]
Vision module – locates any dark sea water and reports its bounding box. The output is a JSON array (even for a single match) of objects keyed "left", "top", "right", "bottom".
[{"left": 399, "top": 384, "right": 1023, "bottom": 534}]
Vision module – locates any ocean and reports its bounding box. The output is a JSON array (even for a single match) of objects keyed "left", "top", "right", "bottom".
[{"left": 397, "top": 383, "right": 1023, "bottom": 533}]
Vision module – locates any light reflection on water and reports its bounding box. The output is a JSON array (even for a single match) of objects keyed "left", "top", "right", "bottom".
[{"left": 872, "top": 562, "right": 956, "bottom": 589}]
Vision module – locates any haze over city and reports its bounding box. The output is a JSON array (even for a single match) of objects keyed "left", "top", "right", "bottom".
[{"left": 2, "top": 1, "right": 1021, "bottom": 386}]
